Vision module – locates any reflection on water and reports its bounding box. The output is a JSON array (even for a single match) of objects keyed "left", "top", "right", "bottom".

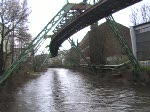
[{"left": 0, "top": 68, "right": 150, "bottom": 112}]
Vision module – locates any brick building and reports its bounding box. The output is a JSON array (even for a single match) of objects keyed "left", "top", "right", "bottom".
[
  {"left": 79, "top": 32, "right": 90, "bottom": 64},
  {"left": 79, "top": 22, "right": 132, "bottom": 65}
]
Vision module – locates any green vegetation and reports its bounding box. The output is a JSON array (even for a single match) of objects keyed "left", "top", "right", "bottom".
[{"left": 141, "top": 66, "right": 150, "bottom": 72}]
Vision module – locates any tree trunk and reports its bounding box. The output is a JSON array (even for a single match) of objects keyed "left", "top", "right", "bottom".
[
  {"left": 0, "top": 22, "right": 5, "bottom": 75},
  {"left": 11, "top": 29, "right": 14, "bottom": 64},
  {"left": 0, "top": 39, "right": 4, "bottom": 75}
]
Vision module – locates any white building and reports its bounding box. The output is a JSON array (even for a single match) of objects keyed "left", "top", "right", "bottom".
[{"left": 130, "top": 22, "right": 150, "bottom": 66}]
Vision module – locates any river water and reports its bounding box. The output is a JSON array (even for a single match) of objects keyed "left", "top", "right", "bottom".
[{"left": 0, "top": 68, "right": 150, "bottom": 112}]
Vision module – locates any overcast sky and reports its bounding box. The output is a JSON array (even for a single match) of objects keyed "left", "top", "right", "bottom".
[{"left": 27, "top": 0, "right": 149, "bottom": 51}]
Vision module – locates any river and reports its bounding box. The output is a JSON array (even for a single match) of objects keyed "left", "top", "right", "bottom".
[{"left": 0, "top": 68, "right": 150, "bottom": 112}]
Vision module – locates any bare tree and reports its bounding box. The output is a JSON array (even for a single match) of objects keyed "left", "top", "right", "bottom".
[
  {"left": 12, "top": 24, "right": 31, "bottom": 60},
  {"left": 140, "top": 4, "right": 150, "bottom": 23},
  {"left": 0, "top": 0, "right": 31, "bottom": 75},
  {"left": 130, "top": 3, "right": 150, "bottom": 25},
  {"left": 64, "top": 47, "right": 80, "bottom": 66}
]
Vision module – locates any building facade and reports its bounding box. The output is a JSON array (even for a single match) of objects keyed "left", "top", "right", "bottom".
[
  {"left": 79, "top": 32, "right": 90, "bottom": 64},
  {"left": 79, "top": 22, "right": 132, "bottom": 65},
  {"left": 130, "top": 22, "right": 150, "bottom": 61}
]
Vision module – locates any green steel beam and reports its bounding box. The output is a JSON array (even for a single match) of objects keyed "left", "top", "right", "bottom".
[
  {"left": 51, "top": 2, "right": 104, "bottom": 37},
  {"left": 68, "top": 38, "right": 91, "bottom": 66},
  {"left": 105, "top": 15, "right": 141, "bottom": 72},
  {"left": 66, "top": 0, "right": 69, "bottom": 3},
  {"left": 52, "top": 10, "right": 80, "bottom": 37}
]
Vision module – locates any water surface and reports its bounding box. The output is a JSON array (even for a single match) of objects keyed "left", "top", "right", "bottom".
[{"left": 0, "top": 68, "right": 150, "bottom": 112}]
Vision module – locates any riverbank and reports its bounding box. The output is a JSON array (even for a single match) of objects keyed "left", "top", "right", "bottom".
[
  {"left": 0, "top": 65, "right": 47, "bottom": 91},
  {"left": 64, "top": 66, "right": 150, "bottom": 86},
  {"left": 0, "top": 66, "right": 46, "bottom": 110},
  {"left": 1, "top": 65, "right": 150, "bottom": 90}
]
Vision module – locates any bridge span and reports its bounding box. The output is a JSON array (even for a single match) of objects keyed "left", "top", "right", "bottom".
[{"left": 49, "top": 0, "right": 141, "bottom": 57}]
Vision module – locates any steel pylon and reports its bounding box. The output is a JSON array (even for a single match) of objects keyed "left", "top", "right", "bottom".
[{"left": 106, "top": 15, "right": 141, "bottom": 72}]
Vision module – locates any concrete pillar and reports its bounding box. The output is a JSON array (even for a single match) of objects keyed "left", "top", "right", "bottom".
[{"left": 130, "top": 26, "right": 137, "bottom": 59}]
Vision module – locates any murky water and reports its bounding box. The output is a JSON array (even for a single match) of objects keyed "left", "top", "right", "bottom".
[{"left": 0, "top": 68, "right": 150, "bottom": 112}]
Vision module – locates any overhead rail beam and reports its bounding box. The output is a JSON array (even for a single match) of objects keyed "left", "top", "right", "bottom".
[{"left": 50, "top": 0, "right": 142, "bottom": 57}]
